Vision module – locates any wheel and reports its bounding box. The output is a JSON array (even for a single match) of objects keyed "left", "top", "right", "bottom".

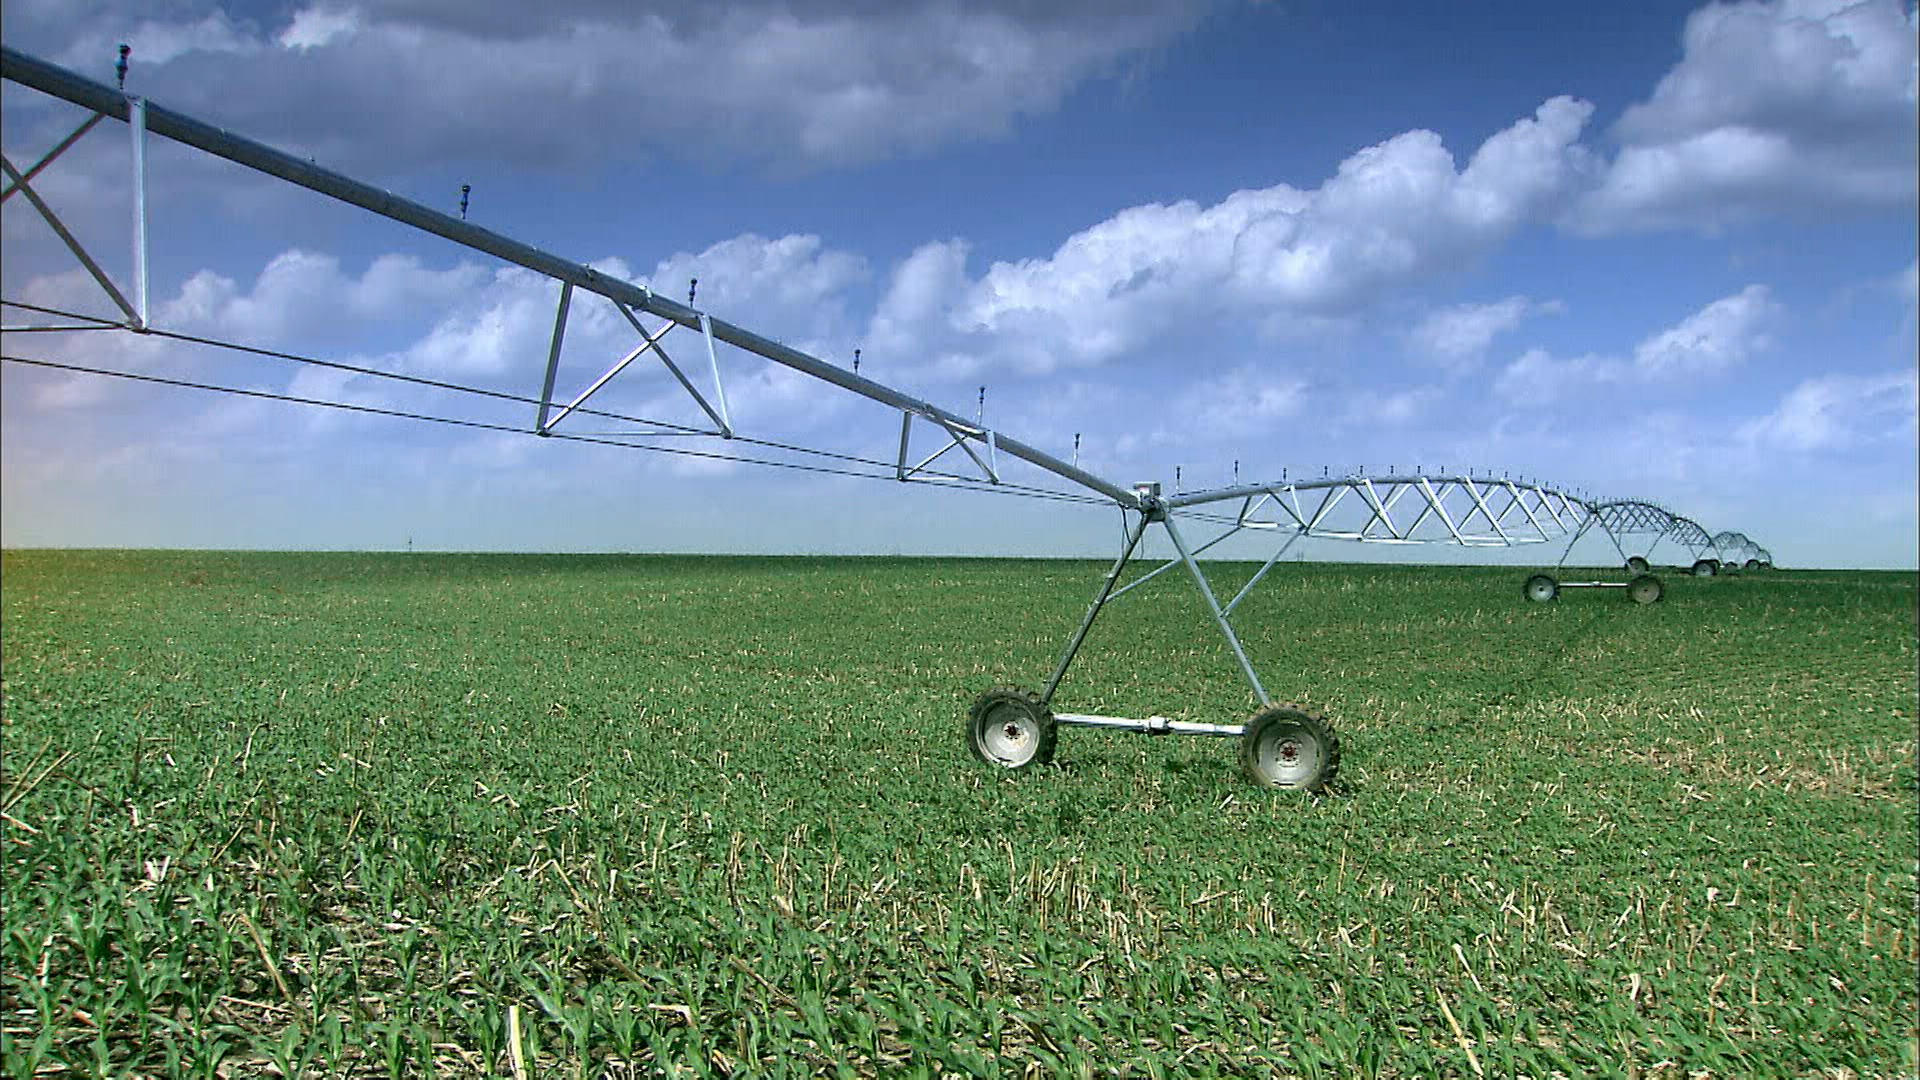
[
  {"left": 966, "top": 687, "right": 1056, "bottom": 771},
  {"left": 1239, "top": 704, "right": 1339, "bottom": 792},
  {"left": 1522, "top": 573, "right": 1559, "bottom": 603},
  {"left": 1759, "top": 561, "right": 1773, "bottom": 571},
  {"left": 1691, "top": 559, "right": 1718, "bottom": 578},
  {"left": 1625, "top": 556, "right": 1650, "bottom": 573},
  {"left": 1627, "top": 574, "right": 1664, "bottom": 605},
  {"left": 1743, "top": 559, "right": 1759, "bottom": 571}
]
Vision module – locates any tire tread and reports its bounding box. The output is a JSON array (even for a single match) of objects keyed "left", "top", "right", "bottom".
[
  {"left": 966, "top": 686, "right": 1057, "bottom": 771},
  {"left": 1239, "top": 703, "right": 1340, "bottom": 793}
]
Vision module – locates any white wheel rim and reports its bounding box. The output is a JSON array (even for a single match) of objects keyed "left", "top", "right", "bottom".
[
  {"left": 978, "top": 703, "right": 1038, "bottom": 766},
  {"left": 1527, "top": 577, "right": 1555, "bottom": 601},
  {"left": 1254, "top": 721, "right": 1321, "bottom": 787}
]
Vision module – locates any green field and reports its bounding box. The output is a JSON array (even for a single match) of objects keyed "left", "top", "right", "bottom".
[{"left": 2, "top": 550, "right": 1915, "bottom": 1078}]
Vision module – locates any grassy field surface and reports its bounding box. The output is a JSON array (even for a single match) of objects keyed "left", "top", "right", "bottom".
[{"left": 2, "top": 550, "right": 1915, "bottom": 1078}]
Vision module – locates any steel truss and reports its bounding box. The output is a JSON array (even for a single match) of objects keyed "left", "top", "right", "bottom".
[
  {"left": 1710, "top": 531, "right": 1773, "bottom": 572},
  {"left": 1554, "top": 499, "right": 1741, "bottom": 577},
  {"left": 1035, "top": 471, "right": 1587, "bottom": 723},
  {"left": 0, "top": 47, "right": 1765, "bottom": 787}
]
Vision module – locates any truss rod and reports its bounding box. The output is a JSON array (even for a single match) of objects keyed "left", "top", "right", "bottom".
[
  {"left": 0, "top": 46, "right": 1135, "bottom": 508},
  {"left": 0, "top": 113, "right": 101, "bottom": 202},
  {"left": 1163, "top": 474, "right": 1589, "bottom": 514},
  {"left": 1, "top": 154, "right": 140, "bottom": 325},
  {"left": 1, "top": 299, "right": 704, "bottom": 434},
  {"left": 0, "top": 354, "right": 1110, "bottom": 508},
  {"left": 0, "top": 301, "right": 1112, "bottom": 504}
]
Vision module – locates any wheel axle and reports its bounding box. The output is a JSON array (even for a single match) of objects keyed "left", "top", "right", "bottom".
[
  {"left": 1522, "top": 572, "right": 1664, "bottom": 604},
  {"left": 966, "top": 690, "right": 1339, "bottom": 791}
]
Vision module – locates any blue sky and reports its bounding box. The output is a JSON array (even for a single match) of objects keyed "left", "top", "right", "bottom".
[{"left": 2, "top": 0, "right": 1915, "bottom": 567}]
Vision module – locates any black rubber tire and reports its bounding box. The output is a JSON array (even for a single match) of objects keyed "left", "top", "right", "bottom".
[
  {"left": 1239, "top": 704, "right": 1339, "bottom": 792},
  {"left": 1691, "top": 559, "right": 1718, "bottom": 578},
  {"left": 1625, "top": 556, "right": 1651, "bottom": 573},
  {"left": 1759, "top": 561, "right": 1773, "bottom": 571},
  {"left": 1522, "top": 573, "right": 1560, "bottom": 603},
  {"left": 1743, "top": 559, "right": 1760, "bottom": 572},
  {"left": 1627, "top": 574, "right": 1664, "bottom": 605},
  {"left": 966, "top": 687, "right": 1057, "bottom": 771}
]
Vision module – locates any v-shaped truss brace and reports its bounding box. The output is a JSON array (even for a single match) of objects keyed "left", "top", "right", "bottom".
[
  {"left": 1213, "top": 474, "right": 1583, "bottom": 546},
  {"left": 894, "top": 409, "right": 999, "bottom": 485},
  {"left": 1561, "top": 499, "right": 1681, "bottom": 567},
  {"left": 532, "top": 283, "right": 732, "bottom": 438},
  {"left": 1710, "top": 530, "right": 1769, "bottom": 566},
  {"left": 1, "top": 100, "right": 148, "bottom": 331},
  {"left": 1050, "top": 472, "right": 1592, "bottom": 712}
]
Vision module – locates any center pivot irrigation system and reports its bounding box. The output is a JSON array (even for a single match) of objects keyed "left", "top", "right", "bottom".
[
  {"left": 1557, "top": 501, "right": 1773, "bottom": 579},
  {"left": 1, "top": 48, "right": 1771, "bottom": 791}
]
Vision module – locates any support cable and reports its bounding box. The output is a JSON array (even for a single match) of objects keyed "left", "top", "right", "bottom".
[
  {"left": 0, "top": 299, "right": 1105, "bottom": 502},
  {"left": 0, "top": 353, "right": 1108, "bottom": 508}
]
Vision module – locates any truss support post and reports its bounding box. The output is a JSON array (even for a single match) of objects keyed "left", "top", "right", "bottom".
[
  {"left": 1354, "top": 479, "right": 1396, "bottom": 539},
  {"left": 534, "top": 281, "right": 572, "bottom": 434},
  {"left": 697, "top": 314, "right": 733, "bottom": 437},
  {"left": 1, "top": 154, "right": 141, "bottom": 326},
  {"left": 894, "top": 411, "right": 912, "bottom": 480},
  {"left": 906, "top": 432, "right": 962, "bottom": 477},
  {"left": 1537, "top": 488, "right": 1569, "bottom": 531},
  {"left": 1602, "top": 523, "right": 1630, "bottom": 565},
  {"left": 1503, "top": 481, "right": 1551, "bottom": 540},
  {"left": 608, "top": 302, "right": 729, "bottom": 435},
  {"left": 936, "top": 417, "right": 998, "bottom": 483},
  {"left": 1556, "top": 515, "right": 1596, "bottom": 569},
  {"left": 1042, "top": 513, "right": 1149, "bottom": 705},
  {"left": 1415, "top": 478, "right": 1467, "bottom": 544},
  {"left": 543, "top": 314, "right": 681, "bottom": 433},
  {"left": 1109, "top": 522, "right": 1245, "bottom": 602},
  {"left": 1224, "top": 529, "right": 1302, "bottom": 616},
  {"left": 1163, "top": 511, "right": 1270, "bottom": 706},
  {"left": 129, "top": 97, "right": 149, "bottom": 330},
  {"left": 1460, "top": 479, "right": 1513, "bottom": 544}
]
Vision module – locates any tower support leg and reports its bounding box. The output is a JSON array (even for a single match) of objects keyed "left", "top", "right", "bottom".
[{"left": 1041, "top": 512, "right": 1149, "bottom": 704}]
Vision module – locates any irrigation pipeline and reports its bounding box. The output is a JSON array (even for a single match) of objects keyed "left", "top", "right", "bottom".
[
  {"left": 0, "top": 304, "right": 1575, "bottom": 535},
  {"left": 6, "top": 300, "right": 1588, "bottom": 531},
  {"left": 0, "top": 310, "right": 1584, "bottom": 538},
  {"left": 0, "top": 355, "right": 1723, "bottom": 552},
  {"left": 0, "top": 344, "right": 1558, "bottom": 549},
  {"left": 2, "top": 46, "right": 1775, "bottom": 565}
]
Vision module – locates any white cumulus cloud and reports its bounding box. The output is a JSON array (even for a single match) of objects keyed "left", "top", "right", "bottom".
[
  {"left": 869, "top": 97, "right": 1596, "bottom": 378},
  {"left": 1493, "top": 285, "right": 1777, "bottom": 403},
  {"left": 1407, "top": 296, "right": 1562, "bottom": 369},
  {"left": 19, "top": 1, "right": 1209, "bottom": 172},
  {"left": 1630, "top": 284, "right": 1776, "bottom": 376},
  {"left": 1492, "top": 347, "right": 1614, "bottom": 407},
  {"left": 278, "top": 6, "right": 361, "bottom": 51},
  {"left": 1160, "top": 366, "right": 1309, "bottom": 441},
  {"left": 1577, "top": 0, "right": 1919, "bottom": 230},
  {"left": 1739, "top": 368, "right": 1918, "bottom": 451}
]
